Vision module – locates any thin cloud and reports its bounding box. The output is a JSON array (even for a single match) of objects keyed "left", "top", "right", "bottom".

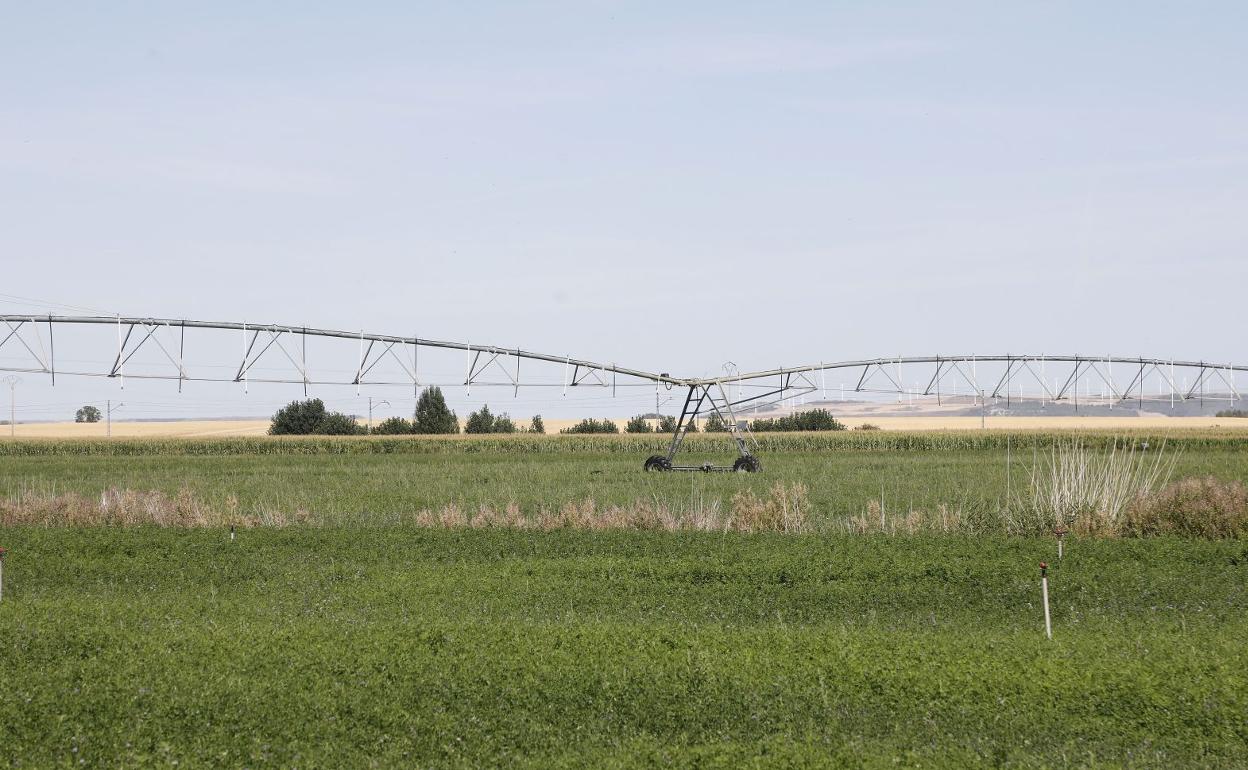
[{"left": 607, "top": 34, "right": 949, "bottom": 76}]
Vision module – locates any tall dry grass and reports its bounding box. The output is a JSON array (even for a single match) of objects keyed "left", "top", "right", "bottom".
[{"left": 1010, "top": 440, "right": 1177, "bottom": 535}]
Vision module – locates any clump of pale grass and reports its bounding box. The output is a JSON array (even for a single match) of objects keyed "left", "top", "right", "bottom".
[
  {"left": 848, "top": 501, "right": 963, "bottom": 535},
  {"left": 1010, "top": 439, "right": 1177, "bottom": 535},
  {"left": 2, "top": 483, "right": 811, "bottom": 533},
  {"left": 0, "top": 485, "right": 311, "bottom": 528},
  {"left": 412, "top": 483, "right": 811, "bottom": 533}
]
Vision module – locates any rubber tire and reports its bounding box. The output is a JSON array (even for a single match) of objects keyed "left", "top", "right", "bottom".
[
  {"left": 733, "top": 455, "right": 761, "bottom": 473},
  {"left": 644, "top": 455, "right": 672, "bottom": 472}
]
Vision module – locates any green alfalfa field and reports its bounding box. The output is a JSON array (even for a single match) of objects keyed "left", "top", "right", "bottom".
[{"left": 0, "top": 432, "right": 1246, "bottom": 767}]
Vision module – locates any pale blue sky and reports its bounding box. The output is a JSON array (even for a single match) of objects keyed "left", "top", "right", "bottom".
[{"left": 1, "top": 2, "right": 1245, "bottom": 419}]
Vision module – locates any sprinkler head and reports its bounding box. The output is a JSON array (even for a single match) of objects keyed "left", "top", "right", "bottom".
[
  {"left": 1054, "top": 526, "right": 1068, "bottom": 539},
  {"left": 1040, "top": 562, "right": 1048, "bottom": 576},
  {"left": 0, "top": 547, "right": 6, "bottom": 560}
]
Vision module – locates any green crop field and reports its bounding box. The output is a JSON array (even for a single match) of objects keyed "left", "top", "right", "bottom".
[
  {"left": 0, "top": 433, "right": 1246, "bottom": 767},
  {"left": 1, "top": 432, "right": 1246, "bottom": 529}
]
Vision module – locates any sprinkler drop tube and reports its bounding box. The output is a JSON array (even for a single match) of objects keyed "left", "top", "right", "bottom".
[{"left": 1040, "top": 562, "right": 1052, "bottom": 639}]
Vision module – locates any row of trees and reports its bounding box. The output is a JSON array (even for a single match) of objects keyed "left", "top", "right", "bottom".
[
  {"left": 269, "top": 388, "right": 547, "bottom": 436},
  {"left": 624, "top": 415, "right": 702, "bottom": 433},
  {"left": 620, "top": 409, "right": 845, "bottom": 434},
  {"left": 463, "top": 404, "right": 545, "bottom": 434},
  {"left": 271, "top": 392, "right": 846, "bottom": 437}
]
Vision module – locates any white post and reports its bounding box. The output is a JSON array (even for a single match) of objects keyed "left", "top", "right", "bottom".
[
  {"left": 358, "top": 331, "right": 364, "bottom": 396},
  {"left": 116, "top": 316, "right": 124, "bottom": 390},
  {"left": 6, "top": 378, "right": 14, "bottom": 438},
  {"left": 1041, "top": 562, "right": 1052, "bottom": 639},
  {"left": 242, "top": 322, "right": 249, "bottom": 394}
]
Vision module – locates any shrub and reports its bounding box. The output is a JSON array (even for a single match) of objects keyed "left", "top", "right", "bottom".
[
  {"left": 316, "top": 412, "right": 365, "bottom": 435},
  {"left": 1215, "top": 409, "right": 1248, "bottom": 418},
  {"left": 561, "top": 418, "right": 619, "bottom": 434},
  {"left": 528, "top": 415, "right": 545, "bottom": 434},
  {"left": 415, "top": 387, "right": 458, "bottom": 434},
  {"left": 625, "top": 415, "right": 653, "bottom": 434},
  {"left": 656, "top": 415, "right": 677, "bottom": 433},
  {"left": 1122, "top": 476, "right": 1248, "bottom": 538},
  {"left": 269, "top": 398, "right": 365, "bottom": 435},
  {"left": 855, "top": 423, "right": 881, "bottom": 431},
  {"left": 703, "top": 414, "right": 730, "bottom": 433},
  {"left": 750, "top": 409, "right": 846, "bottom": 433},
  {"left": 492, "top": 414, "right": 518, "bottom": 434},
  {"left": 372, "top": 417, "right": 415, "bottom": 435}
]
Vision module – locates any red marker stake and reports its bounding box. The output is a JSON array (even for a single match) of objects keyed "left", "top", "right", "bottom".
[{"left": 1040, "top": 562, "right": 1052, "bottom": 639}]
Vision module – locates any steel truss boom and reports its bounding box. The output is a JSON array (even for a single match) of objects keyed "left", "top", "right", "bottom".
[
  {"left": 0, "top": 315, "right": 685, "bottom": 388},
  {"left": 706, "top": 355, "right": 1248, "bottom": 387}
]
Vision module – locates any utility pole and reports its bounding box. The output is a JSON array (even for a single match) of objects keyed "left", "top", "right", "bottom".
[
  {"left": 2, "top": 376, "right": 19, "bottom": 438},
  {"left": 368, "top": 397, "right": 390, "bottom": 432}
]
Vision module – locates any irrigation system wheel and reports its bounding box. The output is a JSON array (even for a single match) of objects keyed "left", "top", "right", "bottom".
[
  {"left": 732, "top": 455, "right": 761, "bottom": 473},
  {"left": 643, "top": 455, "right": 673, "bottom": 472}
]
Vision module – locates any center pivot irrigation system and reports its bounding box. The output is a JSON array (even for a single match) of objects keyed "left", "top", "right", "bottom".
[{"left": 1, "top": 315, "right": 1244, "bottom": 472}]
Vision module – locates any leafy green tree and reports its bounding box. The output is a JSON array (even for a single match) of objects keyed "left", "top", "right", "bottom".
[
  {"left": 656, "top": 415, "right": 677, "bottom": 433},
  {"left": 372, "top": 416, "right": 415, "bottom": 434},
  {"left": 492, "top": 414, "right": 518, "bottom": 433},
  {"left": 75, "top": 405, "right": 102, "bottom": 423},
  {"left": 415, "top": 387, "right": 459, "bottom": 434},
  {"left": 625, "top": 415, "right": 652, "bottom": 433},
  {"left": 465, "top": 404, "right": 496, "bottom": 434},
  {"left": 269, "top": 399, "right": 328, "bottom": 435},
  {"left": 529, "top": 415, "right": 546, "bottom": 434},
  {"left": 703, "top": 414, "right": 730, "bottom": 432}
]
